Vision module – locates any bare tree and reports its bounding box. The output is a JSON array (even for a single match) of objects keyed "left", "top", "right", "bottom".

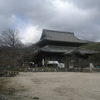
[
  {"left": 0, "top": 29, "right": 24, "bottom": 68},
  {"left": 0, "top": 29, "right": 21, "bottom": 48},
  {"left": 62, "top": 54, "right": 89, "bottom": 72}
]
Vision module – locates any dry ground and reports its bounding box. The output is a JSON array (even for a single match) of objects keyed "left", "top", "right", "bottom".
[{"left": 0, "top": 72, "right": 100, "bottom": 100}]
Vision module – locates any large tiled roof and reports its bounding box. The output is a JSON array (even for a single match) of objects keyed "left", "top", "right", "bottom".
[
  {"left": 40, "top": 29, "right": 88, "bottom": 43},
  {"left": 40, "top": 45, "right": 98, "bottom": 55},
  {"left": 41, "top": 45, "right": 75, "bottom": 53}
]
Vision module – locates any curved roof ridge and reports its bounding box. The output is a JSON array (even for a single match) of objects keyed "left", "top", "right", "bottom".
[
  {"left": 40, "top": 29, "right": 87, "bottom": 43},
  {"left": 43, "top": 29, "right": 74, "bottom": 34}
]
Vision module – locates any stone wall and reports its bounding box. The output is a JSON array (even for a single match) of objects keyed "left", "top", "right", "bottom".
[{"left": 26, "top": 67, "right": 100, "bottom": 72}]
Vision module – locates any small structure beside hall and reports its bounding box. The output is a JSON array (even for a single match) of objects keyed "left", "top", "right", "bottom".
[{"left": 33, "top": 29, "right": 98, "bottom": 67}]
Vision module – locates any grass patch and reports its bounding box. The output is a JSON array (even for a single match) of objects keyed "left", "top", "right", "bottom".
[
  {"left": 0, "top": 78, "right": 10, "bottom": 94},
  {"left": 0, "top": 78, "right": 26, "bottom": 96}
]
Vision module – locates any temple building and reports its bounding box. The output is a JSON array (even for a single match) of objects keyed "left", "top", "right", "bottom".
[{"left": 33, "top": 29, "right": 97, "bottom": 66}]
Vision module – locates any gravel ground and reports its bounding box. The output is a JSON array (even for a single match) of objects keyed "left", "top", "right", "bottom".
[{"left": 0, "top": 72, "right": 100, "bottom": 100}]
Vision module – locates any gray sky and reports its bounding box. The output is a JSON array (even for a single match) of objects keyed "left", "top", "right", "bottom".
[{"left": 0, "top": 0, "right": 100, "bottom": 43}]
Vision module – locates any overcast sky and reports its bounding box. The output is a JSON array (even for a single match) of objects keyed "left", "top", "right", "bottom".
[{"left": 0, "top": 0, "right": 100, "bottom": 44}]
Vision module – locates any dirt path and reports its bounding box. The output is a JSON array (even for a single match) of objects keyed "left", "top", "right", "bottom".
[{"left": 1, "top": 72, "right": 100, "bottom": 100}]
